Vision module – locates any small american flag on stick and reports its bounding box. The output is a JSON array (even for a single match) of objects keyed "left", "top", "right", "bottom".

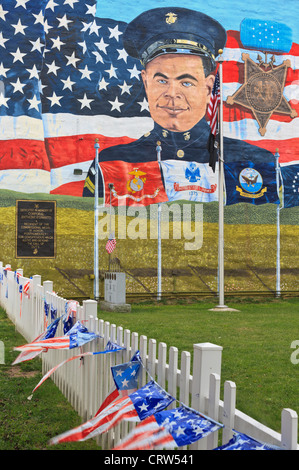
[{"left": 105, "top": 235, "right": 116, "bottom": 254}]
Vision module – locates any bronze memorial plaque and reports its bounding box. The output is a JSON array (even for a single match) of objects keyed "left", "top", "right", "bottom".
[{"left": 16, "top": 200, "right": 56, "bottom": 259}]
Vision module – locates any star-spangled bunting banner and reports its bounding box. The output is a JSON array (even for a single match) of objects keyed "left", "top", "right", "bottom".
[
  {"left": 49, "top": 380, "right": 174, "bottom": 445},
  {"left": 113, "top": 405, "right": 223, "bottom": 450},
  {"left": 215, "top": 431, "right": 283, "bottom": 450},
  {"left": 27, "top": 340, "right": 126, "bottom": 399},
  {"left": 12, "top": 316, "right": 61, "bottom": 365},
  {"left": 14, "top": 320, "right": 98, "bottom": 353},
  {"left": 95, "top": 351, "right": 142, "bottom": 416}
]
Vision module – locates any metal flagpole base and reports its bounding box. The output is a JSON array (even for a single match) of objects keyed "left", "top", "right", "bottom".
[{"left": 209, "top": 305, "right": 240, "bottom": 312}]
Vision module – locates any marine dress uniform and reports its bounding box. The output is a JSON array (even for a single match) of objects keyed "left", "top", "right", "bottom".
[{"left": 83, "top": 7, "right": 275, "bottom": 197}]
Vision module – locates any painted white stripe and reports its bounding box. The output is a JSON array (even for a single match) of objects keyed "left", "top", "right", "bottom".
[
  {"left": 0, "top": 115, "right": 45, "bottom": 141},
  {"left": 223, "top": 47, "right": 299, "bottom": 69},
  {"left": 280, "top": 160, "right": 299, "bottom": 167},
  {"left": 50, "top": 160, "right": 92, "bottom": 190},
  {"left": 0, "top": 169, "right": 51, "bottom": 193},
  {"left": 42, "top": 113, "right": 154, "bottom": 139},
  {"left": 223, "top": 116, "right": 299, "bottom": 140},
  {"left": 223, "top": 82, "right": 299, "bottom": 103}
]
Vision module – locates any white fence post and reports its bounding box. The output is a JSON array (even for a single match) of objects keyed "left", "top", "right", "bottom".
[
  {"left": 191, "top": 342, "right": 223, "bottom": 413},
  {"left": 190, "top": 342, "right": 222, "bottom": 450},
  {"left": 207, "top": 373, "right": 221, "bottom": 450},
  {"left": 83, "top": 299, "right": 98, "bottom": 318},
  {"left": 222, "top": 380, "right": 236, "bottom": 445},
  {"left": 281, "top": 408, "right": 298, "bottom": 450},
  {"left": 43, "top": 280, "right": 53, "bottom": 295}
]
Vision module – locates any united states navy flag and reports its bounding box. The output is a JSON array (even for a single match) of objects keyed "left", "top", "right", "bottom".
[{"left": 224, "top": 161, "right": 280, "bottom": 205}]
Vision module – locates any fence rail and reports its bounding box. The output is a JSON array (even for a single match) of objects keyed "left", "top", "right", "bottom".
[{"left": 0, "top": 262, "right": 298, "bottom": 450}]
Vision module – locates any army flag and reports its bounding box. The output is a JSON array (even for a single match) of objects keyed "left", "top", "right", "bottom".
[
  {"left": 99, "top": 161, "right": 168, "bottom": 206},
  {"left": 160, "top": 160, "right": 218, "bottom": 203},
  {"left": 224, "top": 161, "right": 280, "bottom": 205},
  {"left": 281, "top": 162, "right": 299, "bottom": 208}
]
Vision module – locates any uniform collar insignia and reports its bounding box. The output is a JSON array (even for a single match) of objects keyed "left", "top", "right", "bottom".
[{"left": 153, "top": 119, "right": 210, "bottom": 148}]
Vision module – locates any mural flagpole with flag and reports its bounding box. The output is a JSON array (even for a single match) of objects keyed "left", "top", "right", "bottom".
[
  {"left": 275, "top": 149, "right": 282, "bottom": 297},
  {"left": 156, "top": 142, "right": 162, "bottom": 301},
  {"left": 94, "top": 139, "right": 100, "bottom": 301},
  {"left": 207, "top": 63, "right": 229, "bottom": 310},
  {"left": 213, "top": 53, "right": 227, "bottom": 310}
]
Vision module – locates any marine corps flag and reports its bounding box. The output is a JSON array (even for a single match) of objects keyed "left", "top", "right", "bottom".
[
  {"left": 224, "top": 161, "right": 280, "bottom": 205},
  {"left": 99, "top": 161, "right": 168, "bottom": 207}
]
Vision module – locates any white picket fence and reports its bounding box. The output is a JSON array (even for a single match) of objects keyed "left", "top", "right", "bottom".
[{"left": 0, "top": 262, "right": 298, "bottom": 450}]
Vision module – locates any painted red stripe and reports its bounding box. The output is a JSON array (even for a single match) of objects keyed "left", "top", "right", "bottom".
[
  {"left": 0, "top": 139, "right": 50, "bottom": 171},
  {"left": 222, "top": 61, "right": 299, "bottom": 84},
  {"left": 226, "top": 30, "right": 243, "bottom": 48},
  {"left": 223, "top": 101, "right": 299, "bottom": 123},
  {"left": 45, "top": 134, "right": 135, "bottom": 168},
  {"left": 242, "top": 138, "right": 299, "bottom": 163},
  {"left": 50, "top": 180, "right": 85, "bottom": 197}
]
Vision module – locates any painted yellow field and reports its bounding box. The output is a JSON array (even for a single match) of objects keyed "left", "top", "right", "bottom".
[{"left": 0, "top": 204, "right": 298, "bottom": 300}]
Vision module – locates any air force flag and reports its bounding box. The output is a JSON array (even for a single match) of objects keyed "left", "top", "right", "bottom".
[{"left": 160, "top": 160, "right": 218, "bottom": 203}]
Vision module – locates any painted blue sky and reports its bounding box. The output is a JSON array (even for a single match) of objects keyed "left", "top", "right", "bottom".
[{"left": 96, "top": 0, "right": 299, "bottom": 44}]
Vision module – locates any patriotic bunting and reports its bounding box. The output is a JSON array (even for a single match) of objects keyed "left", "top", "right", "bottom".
[
  {"left": 27, "top": 341, "right": 125, "bottom": 399},
  {"left": 14, "top": 318, "right": 281, "bottom": 451},
  {"left": 215, "top": 431, "right": 283, "bottom": 450},
  {"left": 14, "top": 320, "right": 98, "bottom": 353},
  {"left": 95, "top": 351, "right": 142, "bottom": 415},
  {"left": 113, "top": 405, "right": 223, "bottom": 450},
  {"left": 49, "top": 380, "right": 174, "bottom": 445},
  {"left": 12, "top": 316, "right": 61, "bottom": 365}
]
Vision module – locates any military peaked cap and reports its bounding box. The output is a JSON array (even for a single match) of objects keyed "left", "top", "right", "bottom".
[{"left": 122, "top": 7, "right": 227, "bottom": 67}]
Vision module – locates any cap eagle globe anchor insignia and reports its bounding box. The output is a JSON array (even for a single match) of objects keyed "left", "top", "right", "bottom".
[
  {"left": 122, "top": 7, "right": 227, "bottom": 68},
  {"left": 127, "top": 168, "right": 147, "bottom": 193},
  {"left": 110, "top": 167, "right": 162, "bottom": 203}
]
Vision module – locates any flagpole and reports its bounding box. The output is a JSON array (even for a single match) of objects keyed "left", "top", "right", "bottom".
[
  {"left": 94, "top": 138, "right": 99, "bottom": 301},
  {"left": 275, "top": 149, "right": 281, "bottom": 298},
  {"left": 216, "top": 51, "right": 227, "bottom": 309},
  {"left": 108, "top": 183, "right": 113, "bottom": 272},
  {"left": 156, "top": 142, "right": 162, "bottom": 301}
]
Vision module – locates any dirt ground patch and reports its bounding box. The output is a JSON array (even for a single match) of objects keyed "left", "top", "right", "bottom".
[{"left": 5, "top": 366, "right": 40, "bottom": 378}]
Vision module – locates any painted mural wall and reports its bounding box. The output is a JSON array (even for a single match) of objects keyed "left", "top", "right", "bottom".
[{"left": 0, "top": 0, "right": 298, "bottom": 298}]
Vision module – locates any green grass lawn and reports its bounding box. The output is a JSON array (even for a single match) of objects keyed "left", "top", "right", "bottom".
[
  {"left": 0, "top": 297, "right": 298, "bottom": 449},
  {"left": 98, "top": 297, "right": 299, "bottom": 434},
  {"left": 0, "top": 307, "right": 99, "bottom": 450}
]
